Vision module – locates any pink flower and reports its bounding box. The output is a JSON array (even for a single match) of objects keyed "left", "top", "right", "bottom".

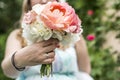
[
  {"left": 87, "top": 34, "right": 95, "bottom": 41},
  {"left": 87, "top": 10, "right": 94, "bottom": 16},
  {"left": 23, "top": 10, "right": 37, "bottom": 24},
  {"left": 40, "top": 1, "right": 82, "bottom": 33}
]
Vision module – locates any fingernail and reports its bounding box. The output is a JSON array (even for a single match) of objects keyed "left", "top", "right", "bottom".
[{"left": 56, "top": 45, "right": 60, "bottom": 48}]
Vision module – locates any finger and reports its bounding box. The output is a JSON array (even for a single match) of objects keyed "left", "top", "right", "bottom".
[
  {"left": 42, "top": 38, "right": 59, "bottom": 47},
  {"left": 45, "top": 52, "right": 55, "bottom": 58},
  {"left": 41, "top": 51, "right": 55, "bottom": 60},
  {"left": 35, "top": 41, "right": 53, "bottom": 47},
  {"left": 42, "top": 58, "right": 55, "bottom": 64},
  {"left": 43, "top": 44, "right": 57, "bottom": 53},
  {"left": 42, "top": 41, "right": 53, "bottom": 47},
  {"left": 28, "top": 53, "right": 55, "bottom": 65}
]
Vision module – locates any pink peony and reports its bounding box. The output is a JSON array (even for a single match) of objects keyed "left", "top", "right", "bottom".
[
  {"left": 87, "top": 10, "right": 94, "bottom": 16},
  {"left": 87, "top": 34, "right": 95, "bottom": 41},
  {"left": 23, "top": 10, "right": 37, "bottom": 24},
  {"left": 40, "top": 1, "right": 81, "bottom": 33}
]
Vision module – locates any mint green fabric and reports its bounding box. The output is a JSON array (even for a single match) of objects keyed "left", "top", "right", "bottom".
[{"left": 16, "top": 46, "right": 93, "bottom": 80}]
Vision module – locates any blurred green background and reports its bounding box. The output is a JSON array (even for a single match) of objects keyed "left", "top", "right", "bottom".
[{"left": 0, "top": 0, "right": 120, "bottom": 80}]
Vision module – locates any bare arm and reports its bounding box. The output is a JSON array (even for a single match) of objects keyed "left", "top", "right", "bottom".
[
  {"left": 1, "top": 29, "right": 24, "bottom": 78},
  {"left": 75, "top": 36, "right": 91, "bottom": 74},
  {"left": 1, "top": 29, "right": 58, "bottom": 78}
]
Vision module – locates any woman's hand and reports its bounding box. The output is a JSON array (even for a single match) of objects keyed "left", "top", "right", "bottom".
[{"left": 14, "top": 38, "right": 59, "bottom": 68}]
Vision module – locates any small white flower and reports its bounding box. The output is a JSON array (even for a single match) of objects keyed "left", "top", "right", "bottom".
[
  {"left": 52, "top": 30, "right": 63, "bottom": 41},
  {"left": 32, "top": 4, "right": 45, "bottom": 15},
  {"left": 22, "top": 19, "right": 53, "bottom": 45},
  {"left": 43, "top": 28, "right": 52, "bottom": 40}
]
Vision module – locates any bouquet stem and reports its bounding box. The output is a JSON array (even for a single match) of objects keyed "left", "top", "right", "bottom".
[{"left": 40, "top": 63, "right": 52, "bottom": 77}]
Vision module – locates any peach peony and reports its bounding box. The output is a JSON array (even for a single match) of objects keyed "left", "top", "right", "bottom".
[{"left": 40, "top": 2, "right": 81, "bottom": 33}]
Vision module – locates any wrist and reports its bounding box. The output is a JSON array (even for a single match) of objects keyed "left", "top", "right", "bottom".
[{"left": 11, "top": 51, "right": 25, "bottom": 71}]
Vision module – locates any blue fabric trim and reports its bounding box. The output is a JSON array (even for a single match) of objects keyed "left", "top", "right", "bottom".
[{"left": 16, "top": 72, "right": 25, "bottom": 80}]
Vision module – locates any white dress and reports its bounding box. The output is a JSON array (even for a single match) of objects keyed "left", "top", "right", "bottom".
[{"left": 16, "top": 45, "right": 93, "bottom": 80}]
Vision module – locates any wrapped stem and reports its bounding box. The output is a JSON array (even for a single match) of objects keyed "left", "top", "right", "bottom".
[{"left": 40, "top": 63, "right": 52, "bottom": 77}]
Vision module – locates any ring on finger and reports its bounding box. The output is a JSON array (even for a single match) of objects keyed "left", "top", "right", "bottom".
[{"left": 45, "top": 53, "right": 49, "bottom": 59}]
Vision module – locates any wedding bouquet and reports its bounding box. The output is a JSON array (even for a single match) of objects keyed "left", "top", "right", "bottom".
[{"left": 22, "top": 1, "right": 83, "bottom": 77}]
